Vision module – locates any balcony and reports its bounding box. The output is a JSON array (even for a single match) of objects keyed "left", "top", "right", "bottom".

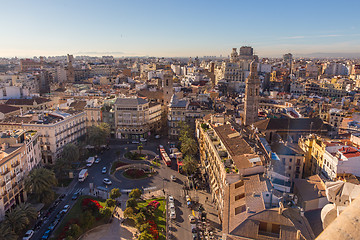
[
  {"left": 0, "top": 181, "right": 5, "bottom": 187},
  {"left": 1, "top": 169, "right": 10, "bottom": 176},
  {"left": 2, "top": 191, "right": 7, "bottom": 197},
  {"left": 11, "top": 161, "right": 20, "bottom": 168}
]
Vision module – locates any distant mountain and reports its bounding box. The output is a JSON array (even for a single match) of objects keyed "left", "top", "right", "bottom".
[{"left": 295, "top": 52, "right": 360, "bottom": 58}]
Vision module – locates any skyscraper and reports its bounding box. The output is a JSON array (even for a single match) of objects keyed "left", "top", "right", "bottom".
[{"left": 244, "top": 59, "right": 260, "bottom": 126}]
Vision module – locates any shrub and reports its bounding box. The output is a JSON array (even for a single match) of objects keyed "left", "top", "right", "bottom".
[
  {"left": 100, "top": 208, "right": 112, "bottom": 218},
  {"left": 82, "top": 198, "right": 103, "bottom": 214},
  {"left": 124, "top": 169, "right": 146, "bottom": 178},
  {"left": 106, "top": 199, "right": 116, "bottom": 208},
  {"left": 66, "top": 224, "right": 82, "bottom": 238},
  {"left": 123, "top": 207, "right": 134, "bottom": 219},
  {"left": 129, "top": 188, "right": 142, "bottom": 199},
  {"left": 79, "top": 210, "right": 95, "bottom": 230},
  {"left": 126, "top": 198, "right": 138, "bottom": 208}
]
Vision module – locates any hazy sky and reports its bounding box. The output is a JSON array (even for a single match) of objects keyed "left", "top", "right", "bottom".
[{"left": 1, "top": 0, "right": 360, "bottom": 58}]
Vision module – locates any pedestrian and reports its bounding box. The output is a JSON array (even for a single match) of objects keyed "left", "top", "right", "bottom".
[{"left": 206, "top": 197, "right": 208, "bottom": 202}]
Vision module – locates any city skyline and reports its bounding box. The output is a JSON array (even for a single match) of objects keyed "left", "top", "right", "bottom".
[{"left": 1, "top": 0, "right": 360, "bottom": 58}]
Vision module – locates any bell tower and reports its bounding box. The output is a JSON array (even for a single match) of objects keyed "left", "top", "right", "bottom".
[{"left": 244, "top": 59, "right": 260, "bottom": 126}]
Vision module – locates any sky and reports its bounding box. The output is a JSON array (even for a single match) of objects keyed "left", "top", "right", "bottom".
[{"left": 1, "top": 0, "right": 360, "bottom": 58}]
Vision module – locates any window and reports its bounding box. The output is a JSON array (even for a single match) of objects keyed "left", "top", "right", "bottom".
[
  {"left": 289, "top": 158, "right": 292, "bottom": 162},
  {"left": 258, "top": 221, "right": 280, "bottom": 238},
  {"left": 235, "top": 205, "right": 246, "bottom": 215},
  {"left": 235, "top": 181, "right": 244, "bottom": 189},
  {"left": 235, "top": 193, "right": 245, "bottom": 201}
]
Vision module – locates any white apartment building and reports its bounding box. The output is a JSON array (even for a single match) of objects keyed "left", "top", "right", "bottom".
[{"left": 0, "top": 110, "right": 86, "bottom": 164}]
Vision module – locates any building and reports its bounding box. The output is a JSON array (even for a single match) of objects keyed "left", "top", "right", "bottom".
[
  {"left": 0, "top": 110, "right": 86, "bottom": 164},
  {"left": 20, "top": 59, "right": 42, "bottom": 72},
  {"left": 5, "top": 98, "right": 53, "bottom": 111},
  {"left": 0, "top": 130, "right": 41, "bottom": 220},
  {"left": 244, "top": 60, "right": 260, "bottom": 126},
  {"left": 114, "top": 96, "right": 162, "bottom": 140}
]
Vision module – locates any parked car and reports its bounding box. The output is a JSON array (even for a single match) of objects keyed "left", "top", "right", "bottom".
[
  {"left": 95, "top": 157, "right": 101, "bottom": 163},
  {"left": 102, "top": 166, "right": 107, "bottom": 174},
  {"left": 59, "top": 194, "right": 66, "bottom": 200},
  {"left": 189, "top": 215, "right": 196, "bottom": 224},
  {"left": 103, "top": 178, "right": 112, "bottom": 185},
  {"left": 170, "top": 208, "right": 176, "bottom": 219},
  {"left": 155, "top": 135, "right": 160, "bottom": 139},
  {"left": 140, "top": 138, "right": 147, "bottom": 142},
  {"left": 171, "top": 175, "right": 176, "bottom": 181},
  {"left": 72, "top": 192, "right": 80, "bottom": 200},
  {"left": 23, "top": 230, "right": 34, "bottom": 240},
  {"left": 41, "top": 230, "right": 51, "bottom": 239},
  {"left": 62, "top": 205, "right": 70, "bottom": 213},
  {"left": 48, "top": 219, "right": 59, "bottom": 231},
  {"left": 131, "top": 140, "right": 140, "bottom": 144},
  {"left": 168, "top": 195, "right": 174, "bottom": 203}
]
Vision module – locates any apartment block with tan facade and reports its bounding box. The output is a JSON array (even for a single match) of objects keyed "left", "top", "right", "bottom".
[
  {"left": 0, "top": 130, "right": 41, "bottom": 220},
  {"left": 0, "top": 110, "right": 86, "bottom": 164}
]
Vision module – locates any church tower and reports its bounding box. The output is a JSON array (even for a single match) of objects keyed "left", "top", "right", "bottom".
[
  {"left": 163, "top": 70, "right": 174, "bottom": 106},
  {"left": 244, "top": 59, "right": 260, "bottom": 126}
]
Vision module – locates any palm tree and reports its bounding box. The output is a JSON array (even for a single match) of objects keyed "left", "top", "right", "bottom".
[
  {"left": 0, "top": 224, "right": 17, "bottom": 240},
  {"left": 138, "top": 145, "right": 144, "bottom": 155},
  {"left": 3, "top": 208, "right": 29, "bottom": 233},
  {"left": 25, "top": 168, "right": 57, "bottom": 203},
  {"left": 182, "top": 155, "right": 197, "bottom": 176},
  {"left": 16, "top": 203, "right": 37, "bottom": 222}
]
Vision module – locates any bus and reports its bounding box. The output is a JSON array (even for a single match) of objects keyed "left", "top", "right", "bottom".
[{"left": 159, "top": 145, "right": 171, "bottom": 166}]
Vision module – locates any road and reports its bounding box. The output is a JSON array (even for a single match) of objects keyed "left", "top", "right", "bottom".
[{"left": 32, "top": 137, "right": 192, "bottom": 240}]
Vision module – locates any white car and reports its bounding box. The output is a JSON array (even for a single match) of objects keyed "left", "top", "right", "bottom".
[
  {"left": 169, "top": 202, "right": 175, "bottom": 210},
  {"left": 103, "top": 178, "right": 112, "bottom": 185},
  {"left": 95, "top": 158, "right": 101, "bottom": 163},
  {"left": 62, "top": 205, "right": 70, "bottom": 213},
  {"left": 168, "top": 195, "right": 174, "bottom": 203},
  {"left": 171, "top": 175, "right": 176, "bottom": 181},
  {"left": 140, "top": 138, "right": 147, "bottom": 142},
  {"left": 132, "top": 140, "right": 140, "bottom": 144},
  {"left": 102, "top": 167, "right": 107, "bottom": 174},
  {"left": 170, "top": 208, "right": 176, "bottom": 219},
  {"left": 86, "top": 162, "right": 93, "bottom": 167},
  {"left": 155, "top": 135, "right": 160, "bottom": 139},
  {"left": 23, "top": 230, "right": 34, "bottom": 240}
]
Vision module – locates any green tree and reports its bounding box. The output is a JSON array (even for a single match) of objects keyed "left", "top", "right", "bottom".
[
  {"left": 139, "top": 222, "right": 150, "bottom": 232},
  {"left": 25, "top": 168, "right": 57, "bottom": 204},
  {"left": 16, "top": 203, "right": 37, "bottom": 222},
  {"left": 178, "top": 121, "right": 191, "bottom": 142},
  {"left": 134, "top": 212, "right": 146, "bottom": 229},
  {"left": 126, "top": 198, "right": 138, "bottom": 208},
  {"left": 100, "top": 207, "right": 112, "bottom": 218},
  {"left": 129, "top": 188, "right": 142, "bottom": 200},
  {"left": 182, "top": 155, "right": 197, "bottom": 175},
  {"left": 67, "top": 224, "right": 82, "bottom": 238},
  {"left": 3, "top": 209, "right": 28, "bottom": 233},
  {"left": 0, "top": 224, "right": 17, "bottom": 240},
  {"left": 138, "top": 230, "right": 155, "bottom": 240},
  {"left": 87, "top": 123, "right": 110, "bottom": 149},
  {"left": 138, "top": 144, "right": 144, "bottom": 155},
  {"left": 109, "top": 188, "right": 121, "bottom": 199},
  {"left": 79, "top": 210, "right": 95, "bottom": 230},
  {"left": 123, "top": 207, "right": 134, "bottom": 219},
  {"left": 180, "top": 137, "right": 198, "bottom": 156},
  {"left": 62, "top": 143, "right": 80, "bottom": 165},
  {"left": 106, "top": 198, "right": 116, "bottom": 208}
]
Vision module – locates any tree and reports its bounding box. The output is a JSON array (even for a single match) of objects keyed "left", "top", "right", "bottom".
[
  {"left": 80, "top": 210, "right": 95, "bottom": 230},
  {"left": 138, "top": 230, "right": 155, "bottom": 240},
  {"left": 178, "top": 121, "right": 192, "bottom": 142},
  {"left": 138, "top": 144, "right": 144, "bottom": 155},
  {"left": 139, "top": 222, "right": 150, "bottom": 232},
  {"left": 3, "top": 209, "right": 28, "bottom": 233},
  {"left": 61, "top": 143, "right": 80, "bottom": 165},
  {"left": 106, "top": 198, "right": 116, "bottom": 208},
  {"left": 123, "top": 207, "right": 134, "bottom": 219},
  {"left": 180, "top": 137, "right": 198, "bottom": 156},
  {"left": 0, "top": 224, "right": 17, "bottom": 240},
  {"left": 129, "top": 188, "right": 142, "bottom": 200},
  {"left": 109, "top": 188, "right": 121, "bottom": 200},
  {"left": 99, "top": 208, "right": 112, "bottom": 218},
  {"left": 87, "top": 123, "right": 110, "bottom": 149},
  {"left": 25, "top": 168, "right": 57, "bottom": 204},
  {"left": 182, "top": 155, "right": 197, "bottom": 176},
  {"left": 134, "top": 212, "right": 146, "bottom": 229},
  {"left": 126, "top": 198, "right": 138, "bottom": 208},
  {"left": 16, "top": 203, "right": 37, "bottom": 222},
  {"left": 67, "top": 224, "right": 82, "bottom": 238}
]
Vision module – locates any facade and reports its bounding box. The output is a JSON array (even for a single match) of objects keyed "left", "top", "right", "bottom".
[
  {"left": 244, "top": 60, "right": 260, "bottom": 126},
  {"left": 0, "top": 130, "right": 41, "bottom": 220},
  {"left": 114, "top": 97, "right": 162, "bottom": 140},
  {"left": 0, "top": 110, "right": 86, "bottom": 164}
]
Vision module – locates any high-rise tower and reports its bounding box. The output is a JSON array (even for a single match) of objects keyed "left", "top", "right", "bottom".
[{"left": 244, "top": 59, "right": 260, "bottom": 126}]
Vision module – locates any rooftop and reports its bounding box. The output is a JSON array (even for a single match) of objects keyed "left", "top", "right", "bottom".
[{"left": 114, "top": 97, "right": 148, "bottom": 106}]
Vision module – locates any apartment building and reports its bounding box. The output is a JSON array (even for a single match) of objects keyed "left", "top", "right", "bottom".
[
  {"left": 0, "top": 110, "right": 86, "bottom": 164},
  {"left": 0, "top": 130, "right": 41, "bottom": 220},
  {"left": 114, "top": 97, "right": 162, "bottom": 140}
]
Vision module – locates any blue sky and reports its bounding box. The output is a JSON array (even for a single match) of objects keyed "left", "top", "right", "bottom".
[{"left": 1, "top": 0, "right": 360, "bottom": 57}]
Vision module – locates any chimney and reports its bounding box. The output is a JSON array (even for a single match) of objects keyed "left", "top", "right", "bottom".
[{"left": 278, "top": 202, "right": 284, "bottom": 215}]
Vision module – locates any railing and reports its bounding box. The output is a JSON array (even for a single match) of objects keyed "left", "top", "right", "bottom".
[
  {"left": 11, "top": 161, "right": 20, "bottom": 168},
  {"left": 1, "top": 169, "right": 10, "bottom": 176}
]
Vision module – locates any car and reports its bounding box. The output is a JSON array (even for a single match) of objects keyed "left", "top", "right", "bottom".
[
  {"left": 48, "top": 219, "right": 59, "bottom": 231},
  {"left": 102, "top": 166, "right": 107, "bottom": 174},
  {"left": 155, "top": 135, "right": 160, "bottom": 139},
  {"left": 171, "top": 175, "right": 176, "bottom": 181},
  {"left": 72, "top": 192, "right": 80, "bottom": 200},
  {"left": 41, "top": 230, "right": 51, "bottom": 239},
  {"left": 95, "top": 157, "right": 101, "bottom": 163},
  {"left": 140, "top": 138, "right": 147, "bottom": 142},
  {"left": 23, "top": 230, "right": 34, "bottom": 240},
  {"left": 131, "top": 140, "right": 140, "bottom": 144},
  {"left": 103, "top": 178, "right": 112, "bottom": 185},
  {"left": 170, "top": 209, "right": 176, "bottom": 219},
  {"left": 186, "top": 195, "right": 191, "bottom": 202},
  {"left": 86, "top": 162, "right": 93, "bottom": 167},
  {"left": 169, "top": 202, "right": 175, "bottom": 210},
  {"left": 189, "top": 215, "right": 196, "bottom": 224},
  {"left": 59, "top": 194, "right": 66, "bottom": 200},
  {"left": 62, "top": 205, "right": 70, "bottom": 213},
  {"left": 168, "top": 195, "right": 174, "bottom": 203}
]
